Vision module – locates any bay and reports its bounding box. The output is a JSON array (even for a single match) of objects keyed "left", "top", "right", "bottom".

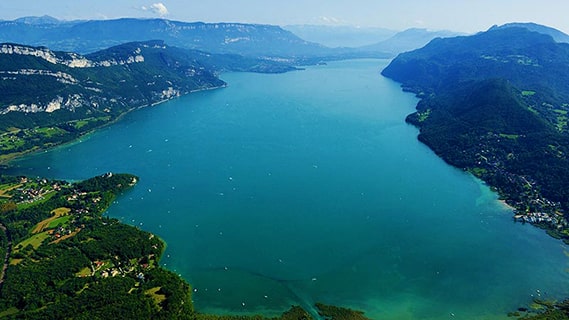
[{"left": 6, "top": 59, "right": 569, "bottom": 319}]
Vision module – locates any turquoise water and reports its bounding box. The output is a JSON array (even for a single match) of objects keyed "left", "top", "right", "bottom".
[{"left": 7, "top": 60, "right": 569, "bottom": 319}]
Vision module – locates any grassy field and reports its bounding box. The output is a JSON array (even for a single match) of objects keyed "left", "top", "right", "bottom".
[
  {"left": 47, "top": 215, "right": 72, "bottom": 229},
  {"left": 0, "top": 134, "right": 25, "bottom": 152},
  {"left": 499, "top": 133, "right": 520, "bottom": 139},
  {"left": 76, "top": 267, "right": 92, "bottom": 277},
  {"left": 0, "top": 126, "right": 68, "bottom": 157},
  {"left": 0, "top": 183, "right": 22, "bottom": 198},
  {"left": 521, "top": 90, "right": 536, "bottom": 96},
  {"left": 15, "top": 232, "right": 50, "bottom": 251},
  {"left": 9, "top": 258, "right": 23, "bottom": 266},
  {"left": 32, "top": 207, "right": 71, "bottom": 234},
  {"left": 0, "top": 116, "right": 112, "bottom": 164},
  {"left": 145, "top": 287, "right": 166, "bottom": 308},
  {"left": 34, "top": 127, "right": 67, "bottom": 138},
  {"left": 68, "top": 116, "right": 111, "bottom": 130}
]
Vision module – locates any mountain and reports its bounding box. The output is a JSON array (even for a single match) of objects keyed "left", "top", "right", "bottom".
[
  {"left": 13, "top": 15, "right": 63, "bottom": 25},
  {"left": 358, "top": 28, "right": 463, "bottom": 55},
  {"left": 0, "top": 17, "right": 332, "bottom": 57},
  {"left": 0, "top": 41, "right": 224, "bottom": 116},
  {"left": 0, "top": 41, "right": 231, "bottom": 159},
  {"left": 382, "top": 27, "right": 569, "bottom": 98},
  {"left": 382, "top": 25, "right": 569, "bottom": 241},
  {"left": 283, "top": 25, "right": 397, "bottom": 48},
  {"left": 491, "top": 22, "right": 569, "bottom": 43}
]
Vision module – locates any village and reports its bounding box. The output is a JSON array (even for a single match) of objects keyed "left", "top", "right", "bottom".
[
  {"left": 0, "top": 173, "right": 160, "bottom": 284},
  {"left": 472, "top": 137, "right": 569, "bottom": 241}
]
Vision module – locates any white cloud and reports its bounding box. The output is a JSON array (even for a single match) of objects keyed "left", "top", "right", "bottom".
[
  {"left": 315, "top": 16, "right": 346, "bottom": 25},
  {"left": 142, "top": 3, "right": 169, "bottom": 17}
]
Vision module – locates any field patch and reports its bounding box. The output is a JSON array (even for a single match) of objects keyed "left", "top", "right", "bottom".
[
  {"left": 145, "top": 287, "right": 166, "bottom": 308},
  {"left": 51, "top": 228, "right": 81, "bottom": 244},
  {"left": 32, "top": 207, "right": 71, "bottom": 234},
  {"left": 76, "top": 267, "right": 92, "bottom": 277},
  {"left": 15, "top": 232, "right": 50, "bottom": 251},
  {"left": 0, "top": 184, "right": 22, "bottom": 198}
]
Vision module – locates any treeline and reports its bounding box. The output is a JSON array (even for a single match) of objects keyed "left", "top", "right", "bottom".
[
  {"left": 75, "top": 173, "right": 137, "bottom": 194},
  {"left": 75, "top": 218, "right": 163, "bottom": 262},
  {"left": 1, "top": 249, "right": 193, "bottom": 319}
]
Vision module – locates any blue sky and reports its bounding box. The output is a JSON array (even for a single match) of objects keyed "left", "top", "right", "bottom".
[{"left": 1, "top": 0, "right": 568, "bottom": 34}]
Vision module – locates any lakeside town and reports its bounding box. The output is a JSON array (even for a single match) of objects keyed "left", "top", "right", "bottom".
[{"left": 470, "top": 133, "right": 569, "bottom": 242}]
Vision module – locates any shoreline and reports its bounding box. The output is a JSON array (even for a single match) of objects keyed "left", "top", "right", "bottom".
[
  {"left": 0, "top": 83, "right": 228, "bottom": 168},
  {"left": 497, "top": 199, "right": 516, "bottom": 211}
]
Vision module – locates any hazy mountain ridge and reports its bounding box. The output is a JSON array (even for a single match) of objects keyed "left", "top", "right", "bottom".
[
  {"left": 358, "top": 28, "right": 464, "bottom": 55},
  {"left": 283, "top": 24, "right": 397, "bottom": 47},
  {"left": 0, "top": 17, "right": 332, "bottom": 57},
  {"left": 490, "top": 22, "right": 569, "bottom": 43},
  {"left": 382, "top": 27, "right": 569, "bottom": 99},
  {"left": 12, "top": 15, "right": 64, "bottom": 25},
  {"left": 0, "top": 16, "right": 459, "bottom": 61},
  {"left": 382, "top": 25, "right": 569, "bottom": 239}
]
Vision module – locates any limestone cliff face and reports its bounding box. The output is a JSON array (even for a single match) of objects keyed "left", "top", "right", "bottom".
[
  {"left": 0, "top": 41, "right": 224, "bottom": 115},
  {"left": 1, "top": 95, "right": 87, "bottom": 114},
  {"left": 0, "top": 43, "right": 145, "bottom": 68}
]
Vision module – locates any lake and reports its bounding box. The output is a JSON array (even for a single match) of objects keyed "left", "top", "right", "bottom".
[{"left": 7, "top": 59, "right": 569, "bottom": 319}]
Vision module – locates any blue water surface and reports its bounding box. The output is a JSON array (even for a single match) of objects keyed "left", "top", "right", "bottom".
[{"left": 8, "top": 60, "right": 569, "bottom": 319}]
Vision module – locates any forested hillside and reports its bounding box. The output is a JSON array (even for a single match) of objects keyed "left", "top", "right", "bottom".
[{"left": 382, "top": 25, "right": 569, "bottom": 242}]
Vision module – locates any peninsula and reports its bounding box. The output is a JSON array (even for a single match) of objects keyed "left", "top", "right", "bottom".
[{"left": 0, "top": 173, "right": 369, "bottom": 319}]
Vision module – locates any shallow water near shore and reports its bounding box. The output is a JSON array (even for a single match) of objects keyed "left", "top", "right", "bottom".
[{"left": 6, "top": 59, "right": 569, "bottom": 319}]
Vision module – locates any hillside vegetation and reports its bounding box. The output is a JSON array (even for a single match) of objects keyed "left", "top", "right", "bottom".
[{"left": 383, "top": 26, "right": 569, "bottom": 242}]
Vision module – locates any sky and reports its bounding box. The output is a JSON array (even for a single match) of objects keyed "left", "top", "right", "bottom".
[{"left": 1, "top": 0, "right": 568, "bottom": 34}]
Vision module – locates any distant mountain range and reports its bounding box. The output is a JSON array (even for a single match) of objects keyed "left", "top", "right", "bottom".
[
  {"left": 283, "top": 25, "right": 397, "bottom": 48},
  {"left": 382, "top": 23, "right": 569, "bottom": 239},
  {"left": 358, "top": 28, "right": 463, "bottom": 55},
  {"left": 0, "top": 16, "right": 467, "bottom": 60},
  {"left": 283, "top": 25, "right": 462, "bottom": 56},
  {"left": 0, "top": 16, "right": 331, "bottom": 57}
]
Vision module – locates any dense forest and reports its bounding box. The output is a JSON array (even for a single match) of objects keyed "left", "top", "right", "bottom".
[{"left": 0, "top": 173, "right": 195, "bottom": 319}]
